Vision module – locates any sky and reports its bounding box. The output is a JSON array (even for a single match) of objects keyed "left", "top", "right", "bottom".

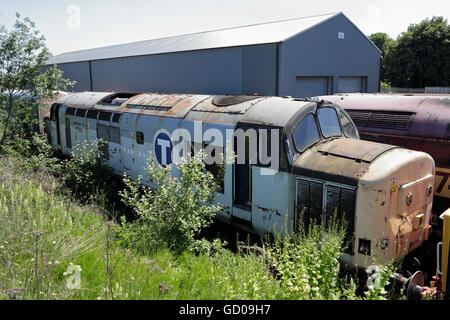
[{"left": 1, "top": 0, "right": 449, "bottom": 56}]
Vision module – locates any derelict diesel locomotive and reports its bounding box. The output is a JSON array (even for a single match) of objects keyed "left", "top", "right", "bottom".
[{"left": 45, "top": 91, "right": 435, "bottom": 268}]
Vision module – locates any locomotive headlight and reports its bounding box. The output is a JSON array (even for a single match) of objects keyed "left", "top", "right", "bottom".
[
  {"left": 378, "top": 237, "right": 389, "bottom": 250},
  {"left": 426, "top": 185, "right": 432, "bottom": 196},
  {"left": 406, "top": 192, "right": 413, "bottom": 206}
]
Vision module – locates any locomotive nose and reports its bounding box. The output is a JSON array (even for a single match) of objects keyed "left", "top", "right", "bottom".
[
  {"left": 357, "top": 147, "right": 434, "bottom": 265},
  {"left": 292, "top": 138, "right": 435, "bottom": 267}
]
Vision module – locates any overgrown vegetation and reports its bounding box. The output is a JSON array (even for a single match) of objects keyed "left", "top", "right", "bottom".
[
  {"left": 61, "top": 139, "right": 121, "bottom": 204},
  {"left": 266, "top": 214, "right": 350, "bottom": 300},
  {"left": 119, "top": 151, "right": 223, "bottom": 254},
  {"left": 0, "top": 135, "right": 401, "bottom": 300}
]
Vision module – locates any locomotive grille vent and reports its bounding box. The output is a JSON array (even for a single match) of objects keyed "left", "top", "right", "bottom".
[
  {"left": 347, "top": 110, "right": 414, "bottom": 130},
  {"left": 296, "top": 178, "right": 355, "bottom": 254},
  {"left": 212, "top": 95, "right": 259, "bottom": 107}
]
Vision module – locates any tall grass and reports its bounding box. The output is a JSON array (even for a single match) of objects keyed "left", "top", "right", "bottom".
[
  {"left": 0, "top": 136, "right": 399, "bottom": 300},
  {"left": 0, "top": 162, "right": 105, "bottom": 299}
]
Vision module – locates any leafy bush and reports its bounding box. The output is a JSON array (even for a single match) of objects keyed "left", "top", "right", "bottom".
[
  {"left": 0, "top": 133, "right": 59, "bottom": 172},
  {"left": 119, "top": 152, "right": 222, "bottom": 254},
  {"left": 62, "top": 139, "right": 114, "bottom": 202}
]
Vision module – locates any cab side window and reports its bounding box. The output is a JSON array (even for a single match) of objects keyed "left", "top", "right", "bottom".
[
  {"left": 97, "top": 124, "right": 109, "bottom": 141},
  {"left": 338, "top": 111, "right": 358, "bottom": 139}
]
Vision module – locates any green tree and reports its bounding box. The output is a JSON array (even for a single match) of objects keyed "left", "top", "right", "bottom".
[
  {"left": 0, "top": 13, "right": 75, "bottom": 146},
  {"left": 369, "top": 32, "right": 394, "bottom": 58},
  {"left": 369, "top": 32, "right": 395, "bottom": 83},
  {"left": 384, "top": 16, "right": 450, "bottom": 88}
]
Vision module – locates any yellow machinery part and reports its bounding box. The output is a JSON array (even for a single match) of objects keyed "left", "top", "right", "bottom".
[{"left": 442, "top": 208, "right": 450, "bottom": 296}]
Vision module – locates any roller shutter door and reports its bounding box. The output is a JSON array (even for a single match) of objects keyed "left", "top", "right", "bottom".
[
  {"left": 338, "top": 76, "right": 363, "bottom": 93},
  {"left": 295, "top": 76, "right": 329, "bottom": 98}
]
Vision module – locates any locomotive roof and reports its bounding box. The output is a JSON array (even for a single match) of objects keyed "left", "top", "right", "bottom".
[
  {"left": 315, "top": 93, "right": 450, "bottom": 139},
  {"left": 56, "top": 91, "right": 324, "bottom": 128}
]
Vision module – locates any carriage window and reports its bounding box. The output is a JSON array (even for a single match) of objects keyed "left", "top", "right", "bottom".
[
  {"left": 338, "top": 111, "right": 358, "bottom": 139},
  {"left": 136, "top": 131, "right": 144, "bottom": 144},
  {"left": 66, "top": 107, "right": 76, "bottom": 116},
  {"left": 97, "top": 124, "right": 109, "bottom": 141},
  {"left": 109, "top": 127, "right": 120, "bottom": 144},
  {"left": 87, "top": 110, "right": 99, "bottom": 119},
  {"left": 293, "top": 114, "right": 321, "bottom": 152},
  {"left": 65, "top": 118, "right": 72, "bottom": 148},
  {"left": 76, "top": 109, "right": 86, "bottom": 118},
  {"left": 112, "top": 113, "right": 121, "bottom": 123},
  {"left": 99, "top": 112, "right": 112, "bottom": 121},
  {"left": 317, "top": 107, "right": 342, "bottom": 138},
  {"left": 50, "top": 104, "right": 58, "bottom": 121}
]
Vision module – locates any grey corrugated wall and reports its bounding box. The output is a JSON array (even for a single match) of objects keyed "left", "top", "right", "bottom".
[
  {"left": 241, "top": 44, "right": 278, "bottom": 96},
  {"left": 48, "top": 61, "right": 92, "bottom": 92},
  {"left": 278, "top": 13, "right": 381, "bottom": 97},
  {"left": 53, "top": 44, "right": 277, "bottom": 96}
]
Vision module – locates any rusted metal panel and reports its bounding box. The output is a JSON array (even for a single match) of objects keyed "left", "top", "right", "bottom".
[
  {"left": 119, "top": 93, "right": 209, "bottom": 119},
  {"left": 190, "top": 96, "right": 264, "bottom": 114},
  {"left": 38, "top": 92, "right": 69, "bottom": 133},
  {"left": 317, "top": 138, "right": 398, "bottom": 163},
  {"left": 57, "top": 92, "right": 114, "bottom": 109},
  {"left": 57, "top": 93, "right": 325, "bottom": 130},
  {"left": 184, "top": 96, "right": 260, "bottom": 124},
  {"left": 241, "top": 97, "right": 315, "bottom": 127},
  {"left": 292, "top": 138, "right": 398, "bottom": 186}
]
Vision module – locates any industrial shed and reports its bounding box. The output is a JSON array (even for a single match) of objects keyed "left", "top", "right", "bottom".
[{"left": 46, "top": 12, "right": 382, "bottom": 98}]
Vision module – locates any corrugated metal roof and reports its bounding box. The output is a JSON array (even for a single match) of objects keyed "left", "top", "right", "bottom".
[{"left": 47, "top": 12, "right": 339, "bottom": 64}]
